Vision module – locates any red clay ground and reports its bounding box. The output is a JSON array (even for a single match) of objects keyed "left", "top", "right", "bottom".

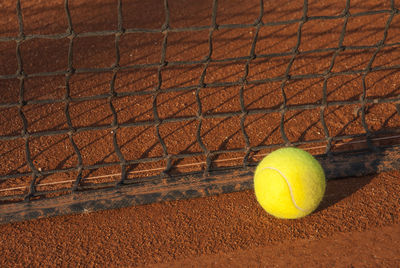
[
  {"left": 1, "top": 0, "right": 400, "bottom": 266},
  {"left": 0, "top": 171, "right": 399, "bottom": 266}
]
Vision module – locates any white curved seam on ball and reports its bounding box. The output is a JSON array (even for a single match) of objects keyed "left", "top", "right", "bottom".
[{"left": 261, "top": 166, "right": 306, "bottom": 212}]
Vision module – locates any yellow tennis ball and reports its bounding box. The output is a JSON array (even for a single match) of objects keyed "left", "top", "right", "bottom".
[{"left": 254, "top": 147, "right": 326, "bottom": 219}]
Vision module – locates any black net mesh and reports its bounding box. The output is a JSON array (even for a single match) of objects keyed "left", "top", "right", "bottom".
[{"left": 0, "top": 0, "right": 400, "bottom": 213}]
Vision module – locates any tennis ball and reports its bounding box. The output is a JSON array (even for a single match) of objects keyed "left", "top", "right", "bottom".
[{"left": 254, "top": 147, "right": 326, "bottom": 219}]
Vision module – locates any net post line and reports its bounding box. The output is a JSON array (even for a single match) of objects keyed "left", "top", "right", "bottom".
[
  {"left": 1, "top": 134, "right": 400, "bottom": 195},
  {"left": 1, "top": 144, "right": 400, "bottom": 224}
]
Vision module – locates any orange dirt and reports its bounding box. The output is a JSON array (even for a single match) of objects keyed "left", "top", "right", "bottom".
[
  {"left": 0, "top": 171, "right": 399, "bottom": 266},
  {"left": 1, "top": 0, "right": 400, "bottom": 266}
]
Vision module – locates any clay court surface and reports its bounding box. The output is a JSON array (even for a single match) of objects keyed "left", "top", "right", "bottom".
[
  {"left": 0, "top": 172, "right": 399, "bottom": 266},
  {"left": 1, "top": 0, "right": 400, "bottom": 266}
]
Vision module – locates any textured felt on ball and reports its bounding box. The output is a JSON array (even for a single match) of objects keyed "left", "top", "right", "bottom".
[{"left": 254, "top": 147, "right": 326, "bottom": 219}]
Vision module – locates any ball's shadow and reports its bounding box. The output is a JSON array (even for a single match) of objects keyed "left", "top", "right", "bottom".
[
  {"left": 316, "top": 174, "right": 374, "bottom": 213},
  {"left": 314, "top": 135, "right": 400, "bottom": 212}
]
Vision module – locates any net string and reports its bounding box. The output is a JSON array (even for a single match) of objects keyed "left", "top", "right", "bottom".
[
  {"left": 0, "top": 0, "right": 400, "bottom": 201},
  {"left": 1, "top": 133, "right": 399, "bottom": 194}
]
